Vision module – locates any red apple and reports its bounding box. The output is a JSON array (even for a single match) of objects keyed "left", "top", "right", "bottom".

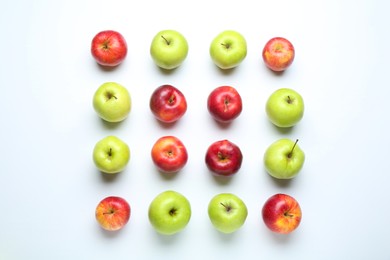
[
  {"left": 95, "top": 196, "right": 131, "bottom": 231},
  {"left": 91, "top": 30, "right": 127, "bottom": 67},
  {"left": 207, "top": 86, "right": 242, "bottom": 123},
  {"left": 205, "top": 139, "right": 243, "bottom": 176},
  {"left": 151, "top": 136, "right": 188, "bottom": 173},
  {"left": 262, "top": 37, "right": 295, "bottom": 72},
  {"left": 262, "top": 193, "right": 302, "bottom": 234},
  {"left": 150, "top": 85, "right": 187, "bottom": 123}
]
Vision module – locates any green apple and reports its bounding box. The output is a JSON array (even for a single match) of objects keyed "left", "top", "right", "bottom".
[
  {"left": 209, "top": 30, "right": 247, "bottom": 69},
  {"left": 265, "top": 88, "right": 304, "bottom": 128},
  {"left": 263, "top": 139, "right": 305, "bottom": 179},
  {"left": 208, "top": 193, "right": 248, "bottom": 234},
  {"left": 93, "top": 82, "right": 131, "bottom": 123},
  {"left": 150, "top": 30, "right": 189, "bottom": 70},
  {"left": 93, "top": 136, "right": 130, "bottom": 174},
  {"left": 148, "top": 190, "right": 191, "bottom": 235}
]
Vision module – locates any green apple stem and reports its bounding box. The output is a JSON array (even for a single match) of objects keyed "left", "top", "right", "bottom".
[
  {"left": 288, "top": 139, "right": 299, "bottom": 158},
  {"left": 221, "top": 43, "right": 231, "bottom": 49},
  {"left": 220, "top": 202, "right": 232, "bottom": 212},
  {"left": 161, "top": 35, "right": 170, "bottom": 45},
  {"left": 287, "top": 95, "right": 292, "bottom": 104}
]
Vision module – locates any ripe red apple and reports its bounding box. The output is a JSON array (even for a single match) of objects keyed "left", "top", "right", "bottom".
[
  {"left": 262, "top": 37, "right": 295, "bottom": 72},
  {"left": 95, "top": 196, "right": 131, "bottom": 231},
  {"left": 150, "top": 85, "right": 187, "bottom": 123},
  {"left": 91, "top": 30, "right": 127, "bottom": 67},
  {"left": 262, "top": 193, "right": 302, "bottom": 234},
  {"left": 207, "top": 86, "right": 242, "bottom": 123},
  {"left": 151, "top": 136, "right": 188, "bottom": 174},
  {"left": 205, "top": 139, "right": 243, "bottom": 176}
]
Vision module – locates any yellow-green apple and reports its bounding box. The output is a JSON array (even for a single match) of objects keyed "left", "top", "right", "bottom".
[
  {"left": 262, "top": 193, "right": 302, "bottom": 234},
  {"left": 95, "top": 196, "right": 131, "bottom": 231},
  {"left": 265, "top": 88, "right": 304, "bottom": 128},
  {"left": 151, "top": 136, "right": 188, "bottom": 174},
  {"left": 91, "top": 30, "right": 127, "bottom": 67},
  {"left": 150, "top": 30, "right": 189, "bottom": 70},
  {"left": 150, "top": 84, "right": 187, "bottom": 123},
  {"left": 209, "top": 30, "right": 247, "bottom": 69},
  {"left": 93, "top": 82, "right": 131, "bottom": 123},
  {"left": 148, "top": 190, "right": 191, "bottom": 235},
  {"left": 208, "top": 193, "right": 248, "bottom": 234},
  {"left": 262, "top": 37, "right": 295, "bottom": 72},
  {"left": 205, "top": 140, "right": 243, "bottom": 176},
  {"left": 263, "top": 139, "right": 304, "bottom": 179},
  {"left": 207, "top": 86, "right": 242, "bottom": 123},
  {"left": 93, "top": 136, "right": 130, "bottom": 174}
]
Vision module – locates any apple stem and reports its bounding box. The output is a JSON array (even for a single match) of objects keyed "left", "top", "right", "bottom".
[
  {"left": 108, "top": 148, "right": 112, "bottom": 157},
  {"left": 220, "top": 202, "right": 232, "bottom": 212},
  {"left": 287, "top": 95, "right": 292, "bottom": 104},
  {"left": 284, "top": 212, "right": 294, "bottom": 218},
  {"left": 288, "top": 139, "right": 299, "bottom": 158},
  {"left": 161, "top": 35, "right": 170, "bottom": 45},
  {"left": 221, "top": 43, "right": 231, "bottom": 49}
]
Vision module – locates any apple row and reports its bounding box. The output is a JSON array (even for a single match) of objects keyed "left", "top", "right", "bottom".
[
  {"left": 93, "top": 135, "right": 304, "bottom": 179},
  {"left": 96, "top": 191, "right": 302, "bottom": 235},
  {"left": 91, "top": 29, "right": 295, "bottom": 71}
]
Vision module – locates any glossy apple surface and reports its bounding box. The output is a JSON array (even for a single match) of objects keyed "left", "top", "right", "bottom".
[
  {"left": 208, "top": 193, "right": 248, "bottom": 234},
  {"left": 210, "top": 30, "right": 247, "bottom": 69},
  {"left": 266, "top": 88, "right": 304, "bottom": 128},
  {"left": 151, "top": 136, "right": 188, "bottom": 174},
  {"left": 205, "top": 140, "right": 243, "bottom": 176},
  {"left": 91, "top": 30, "right": 127, "bottom": 67},
  {"left": 262, "top": 193, "right": 302, "bottom": 234},
  {"left": 262, "top": 37, "right": 295, "bottom": 72},
  {"left": 207, "top": 86, "right": 243, "bottom": 123},
  {"left": 148, "top": 190, "right": 191, "bottom": 235},
  {"left": 150, "top": 84, "right": 187, "bottom": 123},
  {"left": 93, "top": 136, "right": 130, "bottom": 174},
  {"left": 264, "top": 138, "right": 304, "bottom": 179},
  {"left": 95, "top": 196, "right": 131, "bottom": 231},
  {"left": 150, "top": 30, "right": 188, "bottom": 70},
  {"left": 93, "top": 82, "right": 131, "bottom": 123}
]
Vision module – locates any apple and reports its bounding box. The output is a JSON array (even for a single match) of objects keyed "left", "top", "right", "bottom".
[
  {"left": 91, "top": 30, "right": 127, "bottom": 67},
  {"left": 207, "top": 86, "right": 242, "bottom": 123},
  {"left": 93, "top": 82, "right": 131, "bottom": 123},
  {"left": 205, "top": 140, "right": 243, "bottom": 176},
  {"left": 150, "top": 30, "right": 189, "bottom": 70},
  {"left": 262, "top": 37, "right": 295, "bottom": 72},
  {"left": 263, "top": 138, "right": 305, "bottom": 179},
  {"left": 209, "top": 30, "right": 247, "bottom": 69},
  {"left": 151, "top": 136, "right": 188, "bottom": 174},
  {"left": 265, "top": 88, "right": 304, "bottom": 128},
  {"left": 150, "top": 84, "right": 187, "bottom": 123},
  {"left": 208, "top": 193, "right": 248, "bottom": 234},
  {"left": 93, "top": 136, "right": 130, "bottom": 174},
  {"left": 262, "top": 193, "right": 302, "bottom": 234},
  {"left": 148, "top": 190, "right": 191, "bottom": 235},
  {"left": 95, "top": 196, "right": 131, "bottom": 231}
]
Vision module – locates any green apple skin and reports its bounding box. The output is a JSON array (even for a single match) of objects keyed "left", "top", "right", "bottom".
[
  {"left": 208, "top": 193, "right": 248, "bottom": 234},
  {"left": 263, "top": 139, "right": 305, "bottom": 179},
  {"left": 148, "top": 190, "right": 191, "bottom": 235},
  {"left": 93, "top": 82, "right": 131, "bottom": 123},
  {"left": 150, "top": 30, "right": 189, "bottom": 70},
  {"left": 265, "top": 88, "right": 304, "bottom": 128},
  {"left": 93, "top": 136, "right": 130, "bottom": 174},
  {"left": 209, "top": 30, "right": 247, "bottom": 69}
]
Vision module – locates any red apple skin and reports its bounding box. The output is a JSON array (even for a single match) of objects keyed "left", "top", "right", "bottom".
[
  {"left": 151, "top": 136, "right": 188, "bottom": 173},
  {"left": 95, "top": 196, "right": 131, "bottom": 231},
  {"left": 262, "top": 193, "right": 302, "bottom": 234},
  {"left": 205, "top": 140, "right": 243, "bottom": 176},
  {"left": 207, "top": 86, "right": 243, "bottom": 123},
  {"left": 91, "top": 30, "right": 128, "bottom": 67},
  {"left": 262, "top": 37, "right": 295, "bottom": 72},
  {"left": 150, "top": 85, "right": 187, "bottom": 123}
]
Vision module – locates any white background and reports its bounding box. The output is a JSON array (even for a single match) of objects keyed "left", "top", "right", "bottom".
[{"left": 1, "top": 0, "right": 389, "bottom": 259}]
